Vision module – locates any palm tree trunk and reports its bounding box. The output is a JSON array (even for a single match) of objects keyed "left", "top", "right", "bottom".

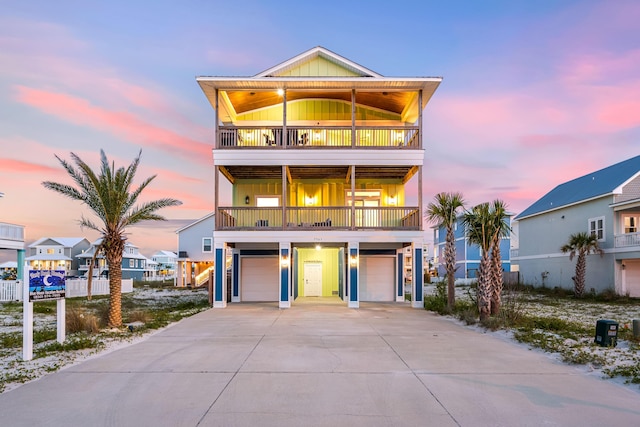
[
  {"left": 445, "top": 226, "right": 456, "bottom": 309},
  {"left": 106, "top": 251, "right": 123, "bottom": 327},
  {"left": 478, "top": 252, "right": 492, "bottom": 321},
  {"left": 490, "top": 239, "right": 503, "bottom": 315},
  {"left": 574, "top": 252, "right": 586, "bottom": 298}
]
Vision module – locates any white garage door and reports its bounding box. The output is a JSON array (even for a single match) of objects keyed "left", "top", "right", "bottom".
[
  {"left": 625, "top": 260, "right": 640, "bottom": 298},
  {"left": 241, "top": 257, "right": 279, "bottom": 301},
  {"left": 360, "top": 256, "right": 395, "bottom": 301}
]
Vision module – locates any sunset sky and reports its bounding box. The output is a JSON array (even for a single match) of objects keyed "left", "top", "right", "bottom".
[{"left": 1, "top": 0, "right": 639, "bottom": 261}]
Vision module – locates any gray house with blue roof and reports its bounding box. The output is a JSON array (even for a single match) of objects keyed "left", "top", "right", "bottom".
[{"left": 513, "top": 155, "right": 640, "bottom": 297}]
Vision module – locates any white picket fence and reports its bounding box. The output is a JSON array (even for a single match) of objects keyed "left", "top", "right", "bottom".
[
  {"left": 0, "top": 279, "right": 133, "bottom": 302},
  {"left": 0, "top": 280, "right": 23, "bottom": 301}
]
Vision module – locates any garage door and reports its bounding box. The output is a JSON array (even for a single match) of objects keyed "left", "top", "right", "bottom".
[
  {"left": 625, "top": 260, "right": 640, "bottom": 298},
  {"left": 241, "top": 257, "right": 279, "bottom": 301},
  {"left": 360, "top": 256, "right": 395, "bottom": 301}
]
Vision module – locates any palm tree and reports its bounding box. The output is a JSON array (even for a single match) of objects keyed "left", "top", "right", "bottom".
[
  {"left": 463, "top": 203, "right": 493, "bottom": 321},
  {"left": 560, "top": 232, "right": 604, "bottom": 297},
  {"left": 426, "top": 192, "right": 465, "bottom": 310},
  {"left": 488, "top": 199, "right": 511, "bottom": 315},
  {"left": 43, "top": 150, "right": 182, "bottom": 327}
]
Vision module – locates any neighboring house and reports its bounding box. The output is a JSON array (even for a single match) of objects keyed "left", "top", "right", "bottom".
[
  {"left": 25, "top": 237, "right": 90, "bottom": 276},
  {"left": 512, "top": 155, "right": 640, "bottom": 297},
  {"left": 432, "top": 214, "right": 513, "bottom": 279},
  {"left": 77, "top": 239, "right": 149, "bottom": 280},
  {"left": 151, "top": 250, "right": 178, "bottom": 278},
  {"left": 196, "top": 46, "right": 441, "bottom": 308},
  {"left": 0, "top": 261, "right": 17, "bottom": 279},
  {"left": 176, "top": 212, "right": 215, "bottom": 287}
]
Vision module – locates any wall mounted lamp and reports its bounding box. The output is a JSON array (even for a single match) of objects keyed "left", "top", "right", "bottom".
[
  {"left": 350, "top": 255, "right": 358, "bottom": 266},
  {"left": 245, "top": 196, "right": 250, "bottom": 205},
  {"left": 280, "top": 255, "right": 289, "bottom": 267}
]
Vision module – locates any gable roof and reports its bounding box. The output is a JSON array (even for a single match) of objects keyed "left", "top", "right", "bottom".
[
  {"left": 176, "top": 212, "right": 215, "bottom": 234},
  {"left": 516, "top": 155, "right": 640, "bottom": 220},
  {"left": 29, "top": 237, "right": 88, "bottom": 248},
  {"left": 255, "top": 46, "right": 382, "bottom": 78}
]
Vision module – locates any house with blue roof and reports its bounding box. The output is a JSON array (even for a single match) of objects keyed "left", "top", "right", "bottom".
[{"left": 513, "top": 155, "right": 640, "bottom": 296}]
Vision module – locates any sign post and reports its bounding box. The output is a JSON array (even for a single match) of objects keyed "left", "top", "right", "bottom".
[{"left": 23, "top": 268, "right": 66, "bottom": 361}]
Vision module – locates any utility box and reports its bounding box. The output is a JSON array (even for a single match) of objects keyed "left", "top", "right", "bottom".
[{"left": 595, "top": 320, "right": 618, "bottom": 347}]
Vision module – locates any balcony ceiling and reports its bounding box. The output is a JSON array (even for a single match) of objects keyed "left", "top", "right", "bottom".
[
  {"left": 220, "top": 165, "right": 417, "bottom": 182},
  {"left": 197, "top": 78, "right": 441, "bottom": 118},
  {"left": 227, "top": 90, "right": 415, "bottom": 115}
]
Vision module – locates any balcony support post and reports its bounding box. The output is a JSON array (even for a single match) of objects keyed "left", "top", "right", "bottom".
[
  {"left": 418, "top": 166, "right": 423, "bottom": 231},
  {"left": 282, "top": 165, "right": 287, "bottom": 229},
  {"left": 418, "top": 89, "right": 423, "bottom": 149},
  {"left": 282, "top": 89, "right": 287, "bottom": 148},
  {"left": 214, "top": 88, "right": 219, "bottom": 148},
  {"left": 214, "top": 166, "right": 219, "bottom": 229},
  {"left": 351, "top": 165, "right": 356, "bottom": 230},
  {"left": 351, "top": 89, "right": 356, "bottom": 148}
]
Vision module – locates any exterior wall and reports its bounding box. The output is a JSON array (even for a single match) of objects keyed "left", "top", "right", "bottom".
[
  {"left": 295, "top": 247, "right": 341, "bottom": 297},
  {"left": 517, "top": 196, "right": 616, "bottom": 292},
  {"left": 276, "top": 56, "right": 361, "bottom": 77},
  {"left": 177, "top": 216, "right": 215, "bottom": 262},
  {"left": 235, "top": 179, "right": 405, "bottom": 207},
  {"left": 614, "top": 174, "right": 640, "bottom": 204}
]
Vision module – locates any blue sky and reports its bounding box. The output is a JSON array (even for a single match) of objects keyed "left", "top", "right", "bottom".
[{"left": 1, "top": 0, "right": 639, "bottom": 259}]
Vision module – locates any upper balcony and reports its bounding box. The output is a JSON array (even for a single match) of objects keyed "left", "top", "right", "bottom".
[
  {"left": 0, "top": 222, "right": 25, "bottom": 250},
  {"left": 217, "top": 125, "right": 419, "bottom": 150},
  {"left": 615, "top": 232, "right": 640, "bottom": 249}
]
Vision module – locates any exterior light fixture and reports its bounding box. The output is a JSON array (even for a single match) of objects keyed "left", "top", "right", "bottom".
[
  {"left": 315, "top": 245, "right": 321, "bottom": 251},
  {"left": 277, "top": 89, "right": 284, "bottom": 96},
  {"left": 245, "top": 196, "right": 250, "bottom": 205},
  {"left": 350, "top": 255, "right": 358, "bottom": 266},
  {"left": 281, "top": 255, "right": 289, "bottom": 267}
]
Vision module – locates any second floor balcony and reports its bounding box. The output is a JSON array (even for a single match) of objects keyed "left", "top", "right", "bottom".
[
  {"left": 0, "top": 222, "right": 25, "bottom": 250},
  {"left": 217, "top": 206, "right": 420, "bottom": 231},
  {"left": 217, "top": 125, "right": 419, "bottom": 149},
  {"left": 615, "top": 232, "right": 640, "bottom": 249}
]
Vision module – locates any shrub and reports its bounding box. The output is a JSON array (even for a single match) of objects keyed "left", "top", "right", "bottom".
[{"left": 66, "top": 308, "right": 101, "bottom": 334}]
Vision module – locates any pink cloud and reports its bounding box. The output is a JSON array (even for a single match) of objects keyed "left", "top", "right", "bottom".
[
  {"left": 0, "top": 158, "right": 59, "bottom": 174},
  {"left": 14, "top": 86, "right": 213, "bottom": 164}
]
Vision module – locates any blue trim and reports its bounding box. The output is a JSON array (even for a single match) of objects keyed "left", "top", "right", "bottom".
[
  {"left": 414, "top": 248, "right": 423, "bottom": 302},
  {"left": 397, "top": 253, "right": 403, "bottom": 297},
  {"left": 280, "top": 248, "right": 289, "bottom": 302},
  {"left": 215, "top": 248, "right": 224, "bottom": 302},
  {"left": 232, "top": 253, "right": 239, "bottom": 298},
  {"left": 349, "top": 248, "right": 358, "bottom": 302}
]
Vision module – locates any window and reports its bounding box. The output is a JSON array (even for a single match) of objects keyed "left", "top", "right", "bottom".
[
  {"left": 624, "top": 216, "right": 639, "bottom": 233},
  {"left": 129, "top": 259, "right": 134, "bottom": 268},
  {"left": 256, "top": 196, "right": 280, "bottom": 207},
  {"left": 47, "top": 249, "right": 54, "bottom": 254},
  {"left": 202, "top": 238, "right": 213, "bottom": 253},
  {"left": 588, "top": 216, "right": 605, "bottom": 241}
]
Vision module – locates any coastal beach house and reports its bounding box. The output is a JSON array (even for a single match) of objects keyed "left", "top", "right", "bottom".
[
  {"left": 77, "top": 239, "right": 149, "bottom": 280},
  {"left": 512, "top": 155, "right": 640, "bottom": 297},
  {"left": 25, "top": 237, "right": 90, "bottom": 277},
  {"left": 176, "top": 212, "right": 215, "bottom": 288},
  {"left": 151, "top": 250, "right": 178, "bottom": 279},
  {"left": 196, "top": 46, "right": 441, "bottom": 308},
  {"left": 432, "top": 214, "right": 514, "bottom": 279}
]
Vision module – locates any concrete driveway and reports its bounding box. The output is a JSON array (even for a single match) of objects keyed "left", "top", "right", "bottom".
[{"left": 0, "top": 301, "right": 638, "bottom": 426}]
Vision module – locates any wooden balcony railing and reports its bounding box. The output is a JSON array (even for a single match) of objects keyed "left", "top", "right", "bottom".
[
  {"left": 217, "top": 207, "right": 421, "bottom": 230},
  {"left": 217, "top": 126, "right": 419, "bottom": 149},
  {"left": 614, "top": 232, "right": 640, "bottom": 248}
]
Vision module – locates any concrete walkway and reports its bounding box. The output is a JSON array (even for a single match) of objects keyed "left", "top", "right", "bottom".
[{"left": 0, "top": 301, "right": 638, "bottom": 426}]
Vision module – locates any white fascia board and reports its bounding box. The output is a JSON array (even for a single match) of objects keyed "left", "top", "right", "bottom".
[
  {"left": 214, "top": 229, "right": 424, "bottom": 244},
  {"left": 213, "top": 149, "right": 424, "bottom": 166}
]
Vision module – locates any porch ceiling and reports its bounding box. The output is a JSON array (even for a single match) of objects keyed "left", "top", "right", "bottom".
[
  {"left": 219, "top": 165, "right": 416, "bottom": 182},
  {"left": 197, "top": 78, "right": 441, "bottom": 119},
  {"left": 226, "top": 90, "right": 415, "bottom": 115}
]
